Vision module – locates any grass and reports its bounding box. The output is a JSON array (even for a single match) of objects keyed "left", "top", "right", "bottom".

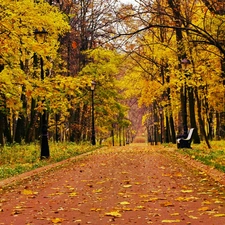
[
  {"left": 1, "top": 140, "right": 225, "bottom": 181},
  {"left": 177, "top": 140, "right": 225, "bottom": 173},
  {"left": 0, "top": 142, "right": 97, "bottom": 181}
]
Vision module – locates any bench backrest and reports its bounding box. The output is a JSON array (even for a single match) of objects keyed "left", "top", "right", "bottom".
[{"left": 187, "top": 128, "right": 195, "bottom": 140}]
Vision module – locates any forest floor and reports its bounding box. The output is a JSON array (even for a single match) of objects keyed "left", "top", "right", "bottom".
[{"left": 1, "top": 144, "right": 225, "bottom": 225}]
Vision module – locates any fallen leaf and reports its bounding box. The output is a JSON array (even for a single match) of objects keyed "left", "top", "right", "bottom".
[
  {"left": 136, "top": 205, "right": 145, "bottom": 209},
  {"left": 174, "top": 173, "right": 182, "bottom": 177},
  {"left": 57, "top": 207, "right": 64, "bottom": 211},
  {"left": 162, "top": 219, "right": 181, "bottom": 223},
  {"left": 118, "top": 192, "right": 131, "bottom": 198},
  {"left": 105, "top": 211, "right": 122, "bottom": 217},
  {"left": 51, "top": 218, "right": 64, "bottom": 223},
  {"left": 214, "top": 214, "right": 225, "bottom": 217},
  {"left": 198, "top": 206, "right": 210, "bottom": 211},
  {"left": 49, "top": 192, "right": 64, "bottom": 196},
  {"left": 21, "top": 190, "right": 38, "bottom": 195},
  {"left": 188, "top": 215, "right": 198, "bottom": 219},
  {"left": 140, "top": 194, "right": 149, "bottom": 198},
  {"left": 68, "top": 188, "right": 75, "bottom": 191},
  {"left": 147, "top": 198, "right": 158, "bottom": 202},
  {"left": 214, "top": 200, "right": 223, "bottom": 204},
  {"left": 93, "top": 189, "right": 102, "bottom": 193},
  {"left": 122, "top": 207, "right": 133, "bottom": 211},
  {"left": 123, "top": 184, "right": 132, "bottom": 188},
  {"left": 71, "top": 208, "right": 81, "bottom": 211},
  {"left": 69, "top": 192, "right": 78, "bottom": 197},
  {"left": 200, "top": 178, "right": 208, "bottom": 182},
  {"left": 96, "top": 181, "right": 105, "bottom": 184},
  {"left": 202, "top": 200, "right": 211, "bottom": 205},
  {"left": 119, "top": 201, "right": 130, "bottom": 205},
  {"left": 121, "top": 171, "right": 128, "bottom": 174},
  {"left": 160, "top": 201, "right": 174, "bottom": 207},
  {"left": 175, "top": 196, "right": 198, "bottom": 202},
  {"left": 181, "top": 189, "right": 193, "bottom": 193},
  {"left": 12, "top": 210, "right": 22, "bottom": 215},
  {"left": 90, "top": 208, "right": 102, "bottom": 212},
  {"left": 162, "top": 173, "right": 172, "bottom": 177}
]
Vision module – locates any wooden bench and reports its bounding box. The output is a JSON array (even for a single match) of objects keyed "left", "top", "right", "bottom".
[{"left": 177, "top": 128, "right": 195, "bottom": 148}]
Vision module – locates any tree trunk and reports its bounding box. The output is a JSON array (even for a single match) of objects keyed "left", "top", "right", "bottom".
[
  {"left": 69, "top": 107, "right": 80, "bottom": 142},
  {"left": 216, "top": 111, "right": 221, "bottom": 140},
  {"left": 194, "top": 87, "right": 211, "bottom": 148},
  {"left": 207, "top": 110, "right": 213, "bottom": 140},
  {"left": 220, "top": 57, "right": 225, "bottom": 137},
  {"left": 111, "top": 125, "right": 115, "bottom": 146},
  {"left": 169, "top": 115, "right": 176, "bottom": 143},
  {"left": 2, "top": 96, "right": 12, "bottom": 144},
  {"left": 25, "top": 98, "right": 38, "bottom": 143},
  {"left": 188, "top": 87, "right": 200, "bottom": 143},
  {"left": 0, "top": 111, "right": 4, "bottom": 146},
  {"left": 165, "top": 75, "right": 176, "bottom": 143},
  {"left": 168, "top": 0, "right": 188, "bottom": 137},
  {"left": 15, "top": 92, "right": 27, "bottom": 143},
  {"left": 0, "top": 66, "right": 4, "bottom": 146},
  {"left": 165, "top": 115, "right": 170, "bottom": 143},
  {"left": 15, "top": 116, "right": 25, "bottom": 143},
  {"left": 119, "top": 127, "right": 122, "bottom": 146}
]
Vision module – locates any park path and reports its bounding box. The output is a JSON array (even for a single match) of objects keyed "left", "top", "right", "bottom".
[{"left": 0, "top": 144, "right": 225, "bottom": 225}]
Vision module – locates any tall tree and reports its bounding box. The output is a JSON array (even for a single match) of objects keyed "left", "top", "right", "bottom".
[{"left": 0, "top": 0, "right": 70, "bottom": 144}]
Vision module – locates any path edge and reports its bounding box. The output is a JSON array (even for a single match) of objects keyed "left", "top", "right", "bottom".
[
  {"left": 0, "top": 149, "right": 101, "bottom": 189},
  {"left": 173, "top": 150, "right": 225, "bottom": 186}
]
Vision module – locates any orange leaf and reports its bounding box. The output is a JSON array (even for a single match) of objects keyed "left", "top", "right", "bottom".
[{"left": 72, "top": 41, "right": 77, "bottom": 49}]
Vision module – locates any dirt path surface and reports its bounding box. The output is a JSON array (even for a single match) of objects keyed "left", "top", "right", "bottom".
[{"left": 1, "top": 145, "right": 225, "bottom": 225}]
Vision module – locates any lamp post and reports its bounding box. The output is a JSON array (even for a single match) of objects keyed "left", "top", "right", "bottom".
[
  {"left": 181, "top": 57, "right": 191, "bottom": 137},
  {"left": 34, "top": 28, "right": 50, "bottom": 159},
  {"left": 111, "top": 123, "right": 115, "bottom": 146},
  {"left": 159, "top": 107, "right": 163, "bottom": 144},
  {"left": 91, "top": 81, "right": 96, "bottom": 145}
]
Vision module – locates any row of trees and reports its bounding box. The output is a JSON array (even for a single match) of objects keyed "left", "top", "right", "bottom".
[
  {"left": 0, "top": 0, "right": 132, "bottom": 147},
  {"left": 0, "top": 0, "right": 70, "bottom": 146},
  {"left": 120, "top": 0, "right": 225, "bottom": 148}
]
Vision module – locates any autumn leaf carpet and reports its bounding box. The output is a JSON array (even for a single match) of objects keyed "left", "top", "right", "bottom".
[{"left": 0, "top": 145, "right": 225, "bottom": 224}]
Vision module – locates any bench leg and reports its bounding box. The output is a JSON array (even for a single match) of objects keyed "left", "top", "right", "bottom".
[{"left": 180, "top": 141, "right": 191, "bottom": 148}]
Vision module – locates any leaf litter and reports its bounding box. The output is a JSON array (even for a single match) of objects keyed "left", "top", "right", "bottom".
[{"left": 0, "top": 145, "right": 225, "bottom": 224}]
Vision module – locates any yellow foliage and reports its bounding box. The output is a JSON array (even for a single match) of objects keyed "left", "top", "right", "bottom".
[
  {"left": 0, "top": 0, "right": 70, "bottom": 115},
  {"left": 0, "top": 0, "right": 70, "bottom": 63}
]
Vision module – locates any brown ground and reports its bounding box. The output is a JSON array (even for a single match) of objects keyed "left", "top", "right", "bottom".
[{"left": 1, "top": 144, "right": 225, "bottom": 225}]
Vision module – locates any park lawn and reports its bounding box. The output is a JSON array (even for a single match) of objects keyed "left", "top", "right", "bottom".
[
  {"left": 1, "top": 140, "right": 225, "bottom": 181},
  {"left": 177, "top": 140, "right": 225, "bottom": 173},
  {"left": 0, "top": 142, "right": 97, "bottom": 180}
]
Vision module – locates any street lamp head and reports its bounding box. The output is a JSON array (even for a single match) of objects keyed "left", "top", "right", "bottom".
[
  {"left": 34, "top": 28, "right": 48, "bottom": 44},
  {"left": 91, "top": 80, "right": 96, "bottom": 91}
]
